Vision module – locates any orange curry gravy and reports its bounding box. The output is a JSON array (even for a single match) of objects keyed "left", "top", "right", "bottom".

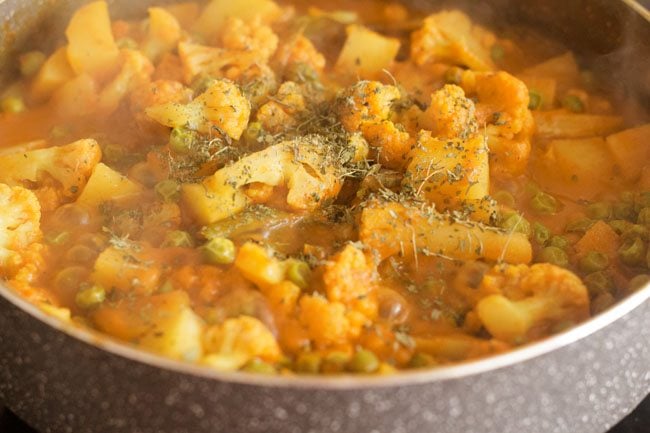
[{"left": 0, "top": 0, "right": 648, "bottom": 374}]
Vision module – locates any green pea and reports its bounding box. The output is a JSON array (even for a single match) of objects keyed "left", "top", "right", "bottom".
[
  {"left": 242, "top": 358, "right": 276, "bottom": 375},
  {"left": 444, "top": 67, "right": 463, "bottom": 85},
  {"left": 629, "top": 274, "right": 650, "bottom": 292},
  {"left": 528, "top": 89, "right": 542, "bottom": 110},
  {"left": 191, "top": 75, "right": 219, "bottom": 96},
  {"left": 244, "top": 121, "right": 263, "bottom": 145},
  {"left": 201, "top": 237, "right": 236, "bottom": 265},
  {"left": 499, "top": 212, "right": 532, "bottom": 236},
  {"left": 532, "top": 222, "right": 551, "bottom": 246},
  {"left": 46, "top": 231, "right": 71, "bottom": 246},
  {"left": 583, "top": 271, "right": 613, "bottom": 297},
  {"left": 579, "top": 251, "right": 609, "bottom": 273},
  {"left": 586, "top": 202, "right": 612, "bottom": 221},
  {"left": 349, "top": 349, "right": 380, "bottom": 373},
  {"left": 562, "top": 95, "right": 585, "bottom": 113},
  {"left": 591, "top": 292, "right": 615, "bottom": 315},
  {"left": 50, "top": 125, "right": 71, "bottom": 139},
  {"left": 490, "top": 44, "right": 505, "bottom": 63},
  {"left": 1, "top": 96, "right": 26, "bottom": 114},
  {"left": 295, "top": 352, "right": 322, "bottom": 374},
  {"left": 102, "top": 143, "right": 125, "bottom": 163},
  {"left": 116, "top": 37, "right": 138, "bottom": 50},
  {"left": 637, "top": 208, "right": 650, "bottom": 226},
  {"left": 409, "top": 352, "right": 435, "bottom": 369},
  {"left": 492, "top": 190, "right": 516, "bottom": 208},
  {"left": 321, "top": 352, "right": 351, "bottom": 374},
  {"left": 75, "top": 285, "right": 106, "bottom": 309},
  {"left": 621, "top": 225, "right": 649, "bottom": 242},
  {"left": 19, "top": 51, "right": 46, "bottom": 77},
  {"left": 612, "top": 202, "right": 635, "bottom": 220},
  {"left": 162, "top": 230, "right": 194, "bottom": 248},
  {"left": 169, "top": 127, "right": 197, "bottom": 154},
  {"left": 565, "top": 218, "right": 595, "bottom": 234},
  {"left": 530, "top": 192, "right": 558, "bottom": 214},
  {"left": 155, "top": 179, "right": 181, "bottom": 202},
  {"left": 634, "top": 192, "right": 650, "bottom": 212},
  {"left": 286, "top": 260, "right": 311, "bottom": 289},
  {"left": 618, "top": 237, "right": 647, "bottom": 267},
  {"left": 608, "top": 220, "right": 633, "bottom": 235},
  {"left": 158, "top": 280, "right": 175, "bottom": 294},
  {"left": 549, "top": 235, "right": 570, "bottom": 250},
  {"left": 538, "top": 246, "right": 569, "bottom": 267}
]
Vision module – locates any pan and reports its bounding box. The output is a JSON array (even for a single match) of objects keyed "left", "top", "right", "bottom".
[{"left": 0, "top": 0, "right": 649, "bottom": 432}]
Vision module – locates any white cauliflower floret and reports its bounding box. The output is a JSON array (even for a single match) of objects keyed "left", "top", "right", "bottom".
[
  {"left": 96, "top": 49, "right": 155, "bottom": 116},
  {"left": 0, "top": 139, "right": 102, "bottom": 210},
  {"left": 411, "top": 10, "right": 496, "bottom": 71},
  {"left": 475, "top": 263, "right": 590, "bottom": 344},
  {"left": 0, "top": 184, "right": 42, "bottom": 278},
  {"left": 202, "top": 316, "right": 281, "bottom": 371},
  {"left": 182, "top": 139, "right": 342, "bottom": 225},
  {"left": 146, "top": 79, "right": 251, "bottom": 139},
  {"left": 338, "top": 81, "right": 412, "bottom": 169}
]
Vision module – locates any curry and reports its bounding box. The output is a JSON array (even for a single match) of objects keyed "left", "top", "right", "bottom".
[{"left": 0, "top": 0, "right": 648, "bottom": 375}]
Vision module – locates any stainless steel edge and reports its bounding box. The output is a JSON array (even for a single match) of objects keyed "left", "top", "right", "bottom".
[{"left": 1, "top": 281, "right": 649, "bottom": 389}]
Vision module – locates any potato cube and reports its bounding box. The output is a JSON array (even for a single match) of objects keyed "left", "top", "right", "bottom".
[
  {"left": 336, "top": 25, "right": 401, "bottom": 79},
  {"left": 606, "top": 123, "right": 650, "bottom": 181}
]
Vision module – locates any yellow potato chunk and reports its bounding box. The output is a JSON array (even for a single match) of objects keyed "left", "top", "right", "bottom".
[
  {"left": 77, "top": 163, "right": 143, "bottom": 209},
  {"left": 65, "top": 1, "right": 120, "bottom": 78},
  {"left": 336, "top": 25, "right": 400, "bottom": 79},
  {"left": 605, "top": 123, "right": 650, "bottom": 181},
  {"left": 30, "top": 47, "right": 75, "bottom": 102}
]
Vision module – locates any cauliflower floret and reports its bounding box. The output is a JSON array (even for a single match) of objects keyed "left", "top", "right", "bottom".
[
  {"left": 256, "top": 81, "right": 306, "bottom": 133},
  {"left": 411, "top": 10, "right": 496, "bottom": 71},
  {"left": 202, "top": 316, "right": 281, "bottom": 371},
  {"left": 129, "top": 79, "right": 193, "bottom": 132},
  {"left": 0, "top": 139, "right": 102, "bottom": 210},
  {"left": 146, "top": 79, "right": 251, "bottom": 139},
  {"left": 421, "top": 84, "right": 478, "bottom": 139},
  {"left": 338, "top": 81, "right": 412, "bottom": 169},
  {"left": 218, "top": 17, "right": 278, "bottom": 63},
  {"left": 322, "top": 244, "right": 378, "bottom": 321},
  {"left": 274, "top": 35, "right": 326, "bottom": 75},
  {"left": 0, "top": 184, "right": 42, "bottom": 278},
  {"left": 182, "top": 139, "right": 342, "bottom": 224},
  {"left": 96, "top": 49, "right": 155, "bottom": 116},
  {"left": 475, "top": 263, "right": 590, "bottom": 344},
  {"left": 339, "top": 81, "right": 400, "bottom": 131},
  {"left": 178, "top": 42, "right": 258, "bottom": 84},
  {"left": 462, "top": 71, "right": 534, "bottom": 176},
  {"left": 298, "top": 295, "right": 352, "bottom": 348}
]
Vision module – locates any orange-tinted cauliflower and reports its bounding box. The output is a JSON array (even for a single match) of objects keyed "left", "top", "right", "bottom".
[
  {"left": 338, "top": 81, "right": 411, "bottom": 169},
  {"left": 475, "top": 263, "right": 590, "bottom": 344},
  {"left": 218, "top": 17, "right": 279, "bottom": 63},
  {"left": 462, "top": 71, "right": 534, "bottom": 176},
  {"left": 256, "top": 81, "right": 306, "bottom": 133},
  {"left": 421, "top": 84, "right": 478, "bottom": 139},
  {"left": 274, "top": 35, "right": 326, "bottom": 75}
]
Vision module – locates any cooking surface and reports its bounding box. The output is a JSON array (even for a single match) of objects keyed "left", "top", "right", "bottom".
[{"left": 1, "top": 396, "right": 649, "bottom": 432}]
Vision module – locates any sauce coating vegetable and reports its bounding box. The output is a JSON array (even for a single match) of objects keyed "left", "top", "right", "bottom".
[{"left": 0, "top": 0, "right": 649, "bottom": 375}]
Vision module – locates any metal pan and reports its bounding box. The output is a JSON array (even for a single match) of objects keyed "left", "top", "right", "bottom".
[{"left": 0, "top": 1, "right": 649, "bottom": 432}]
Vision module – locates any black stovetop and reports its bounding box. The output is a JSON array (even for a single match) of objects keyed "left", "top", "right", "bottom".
[{"left": 1, "top": 394, "right": 649, "bottom": 432}]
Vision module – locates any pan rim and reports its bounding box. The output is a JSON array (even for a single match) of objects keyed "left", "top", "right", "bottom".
[{"left": 1, "top": 281, "right": 649, "bottom": 389}]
